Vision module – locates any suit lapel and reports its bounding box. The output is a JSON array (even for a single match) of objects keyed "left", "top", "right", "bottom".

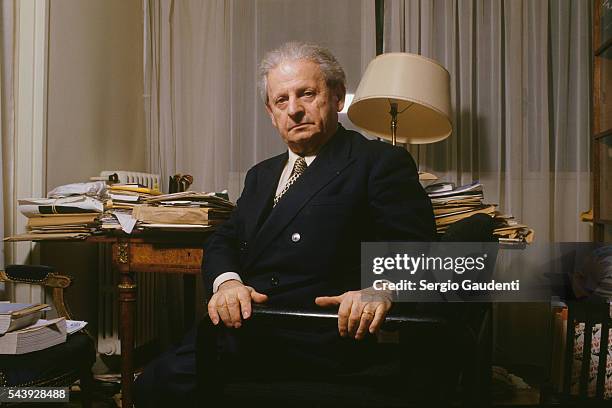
[
  {"left": 243, "top": 127, "right": 355, "bottom": 270},
  {"left": 245, "top": 152, "right": 287, "bottom": 241}
]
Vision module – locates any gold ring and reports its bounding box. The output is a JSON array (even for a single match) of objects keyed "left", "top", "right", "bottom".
[{"left": 363, "top": 311, "right": 375, "bottom": 316}]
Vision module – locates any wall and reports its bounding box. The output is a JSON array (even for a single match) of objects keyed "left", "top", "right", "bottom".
[{"left": 41, "top": 0, "right": 145, "bottom": 331}]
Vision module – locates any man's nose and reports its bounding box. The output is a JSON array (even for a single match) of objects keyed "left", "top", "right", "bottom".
[{"left": 287, "top": 96, "right": 305, "bottom": 118}]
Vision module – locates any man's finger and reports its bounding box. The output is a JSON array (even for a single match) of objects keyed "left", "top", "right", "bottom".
[
  {"left": 225, "top": 293, "right": 242, "bottom": 328},
  {"left": 207, "top": 296, "right": 220, "bottom": 325},
  {"left": 216, "top": 299, "right": 231, "bottom": 328},
  {"left": 337, "top": 296, "right": 353, "bottom": 337},
  {"left": 355, "top": 308, "right": 375, "bottom": 340},
  {"left": 236, "top": 287, "right": 252, "bottom": 319},
  {"left": 247, "top": 286, "right": 268, "bottom": 304},
  {"left": 314, "top": 295, "right": 343, "bottom": 307},
  {"left": 347, "top": 301, "right": 364, "bottom": 337},
  {"left": 368, "top": 304, "right": 387, "bottom": 334}
]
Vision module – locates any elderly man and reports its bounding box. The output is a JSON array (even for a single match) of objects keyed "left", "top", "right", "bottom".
[{"left": 135, "top": 42, "right": 435, "bottom": 407}]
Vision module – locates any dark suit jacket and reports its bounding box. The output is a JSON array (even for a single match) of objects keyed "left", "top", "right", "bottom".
[{"left": 203, "top": 125, "right": 436, "bottom": 306}]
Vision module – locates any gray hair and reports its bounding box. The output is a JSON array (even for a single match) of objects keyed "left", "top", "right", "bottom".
[{"left": 258, "top": 42, "right": 346, "bottom": 104}]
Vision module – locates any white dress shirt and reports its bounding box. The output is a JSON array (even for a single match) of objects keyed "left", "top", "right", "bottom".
[{"left": 212, "top": 149, "right": 316, "bottom": 293}]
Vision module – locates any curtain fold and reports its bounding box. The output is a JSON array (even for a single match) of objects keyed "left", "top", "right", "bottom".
[
  {"left": 384, "top": 0, "right": 591, "bottom": 243},
  {"left": 1, "top": 0, "right": 15, "bottom": 282}
]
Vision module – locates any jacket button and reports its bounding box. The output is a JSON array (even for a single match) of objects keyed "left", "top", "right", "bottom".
[
  {"left": 270, "top": 276, "right": 279, "bottom": 286},
  {"left": 291, "top": 233, "right": 301, "bottom": 242},
  {"left": 240, "top": 241, "right": 248, "bottom": 251}
]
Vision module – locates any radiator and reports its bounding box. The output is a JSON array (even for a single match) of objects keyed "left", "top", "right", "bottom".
[
  {"left": 97, "top": 171, "right": 162, "bottom": 355},
  {"left": 100, "top": 170, "right": 161, "bottom": 191}
]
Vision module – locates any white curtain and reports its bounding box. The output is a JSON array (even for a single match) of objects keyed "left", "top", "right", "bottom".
[
  {"left": 384, "top": 0, "right": 591, "bottom": 243},
  {"left": 383, "top": 0, "right": 592, "bottom": 370},
  {"left": 0, "top": 0, "right": 15, "bottom": 297},
  {"left": 144, "top": 0, "right": 375, "bottom": 200}
]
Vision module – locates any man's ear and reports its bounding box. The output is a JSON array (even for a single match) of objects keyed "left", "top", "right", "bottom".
[
  {"left": 265, "top": 103, "right": 279, "bottom": 129},
  {"left": 335, "top": 85, "right": 346, "bottom": 112}
]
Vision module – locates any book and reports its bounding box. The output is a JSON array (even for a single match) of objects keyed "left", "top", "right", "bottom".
[
  {"left": 0, "top": 317, "right": 66, "bottom": 354},
  {"left": 0, "top": 303, "right": 49, "bottom": 334}
]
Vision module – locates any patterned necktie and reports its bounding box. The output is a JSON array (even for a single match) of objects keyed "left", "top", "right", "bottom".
[{"left": 273, "top": 156, "right": 307, "bottom": 207}]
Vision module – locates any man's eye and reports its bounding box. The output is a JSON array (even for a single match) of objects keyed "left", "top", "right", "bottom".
[
  {"left": 303, "top": 91, "right": 315, "bottom": 97},
  {"left": 275, "top": 99, "right": 287, "bottom": 107}
]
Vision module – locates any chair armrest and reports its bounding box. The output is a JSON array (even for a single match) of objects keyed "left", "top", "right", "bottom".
[
  {"left": 0, "top": 266, "right": 73, "bottom": 320},
  {"left": 248, "top": 304, "right": 448, "bottom": 328}
]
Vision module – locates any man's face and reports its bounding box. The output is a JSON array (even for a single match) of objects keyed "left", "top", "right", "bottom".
[{"left": 265, "top": 59, "right": 345, "bottom": 155}]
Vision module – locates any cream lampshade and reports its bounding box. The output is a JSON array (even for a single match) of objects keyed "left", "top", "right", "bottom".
[{"left": 347, "top": 53, "right": 452, "bottom": 145}]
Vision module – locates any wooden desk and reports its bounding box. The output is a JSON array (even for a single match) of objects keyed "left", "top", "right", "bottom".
[{"left": 88, "top": 231, "right": 211, "bottom": 408}]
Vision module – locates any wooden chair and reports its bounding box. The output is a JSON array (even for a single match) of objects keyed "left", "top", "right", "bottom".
[{"left": 0, "top": 264, "right": 95, "bottom": 407}]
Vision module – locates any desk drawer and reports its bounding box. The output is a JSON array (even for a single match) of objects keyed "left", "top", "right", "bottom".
[{"left": 113, "top": 242, "right": 203, "bottom": 274}]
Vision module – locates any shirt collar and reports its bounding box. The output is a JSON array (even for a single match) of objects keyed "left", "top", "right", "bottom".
[{"left": 287, "top": 148, "right": 316, "bottom": 167}]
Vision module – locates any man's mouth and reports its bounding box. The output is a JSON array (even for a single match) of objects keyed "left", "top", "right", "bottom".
[{"left": 290, "top": 123, "right": 311, "bottom": 131}]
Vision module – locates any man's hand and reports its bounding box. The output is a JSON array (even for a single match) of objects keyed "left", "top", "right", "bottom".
[
  {"left": 315, "top": 288, "right": 392, "bottom": 340},
  {"left": 207, "top": 280, "right": 268, "bottom": 328}
]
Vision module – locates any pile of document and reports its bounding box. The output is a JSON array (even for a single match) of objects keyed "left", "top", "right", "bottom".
[
  {"left": 103, "top": 183, "right": 164, "bottom": 234},
  {"left": 11, "top": 182, "right": 107, "bottom": 241},
  {"left": 9, "top": 178, "right": 235, "bottom": 238},
  {"left": 426, "top": 181, "right": 534, "bottom": 244},
  {"left": 131, "top": 191, "right": 234, "bottom": 231},
  {"left": 107, "top": 184, "right": 162, "bottom": 210},
  {"left": 0, "top": 303, "right": 87, "bottom": 354}
]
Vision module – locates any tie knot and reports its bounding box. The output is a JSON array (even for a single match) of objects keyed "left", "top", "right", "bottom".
[
  {"left": 292, "top": 157, "right": 307, "bottom": 176},
  {"left": 273, "top": 156, "right": 308, "bottom": 207}
]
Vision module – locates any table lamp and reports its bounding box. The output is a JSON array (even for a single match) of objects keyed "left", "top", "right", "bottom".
[{"left": 347, "top": 53, "right": 452, "bottom": 146}]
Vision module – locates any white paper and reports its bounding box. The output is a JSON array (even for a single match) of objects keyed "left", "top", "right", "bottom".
[
  {"left": 18, "top": 196, "right": 104, "bottom": 217},
  {"left": 109, "top": 193, "right": 140, "bottom": 202},
  {"left": 47, "top": 181, "right": 107, "bottom": 198},
  {"left": 114, "top": 212, "right": 137, "bottom": 234},
  {"left": 33, "top": 319, "right": 87, "bottom": 335}
]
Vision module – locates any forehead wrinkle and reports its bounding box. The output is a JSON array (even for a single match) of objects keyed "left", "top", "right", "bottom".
[{"left": 268, "top": 62, "right": 327, "bottom": 96}]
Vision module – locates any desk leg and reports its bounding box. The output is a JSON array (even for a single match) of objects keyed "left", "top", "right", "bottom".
[{"left": 115, "top": 242, "right": 136, "bottom": 408}]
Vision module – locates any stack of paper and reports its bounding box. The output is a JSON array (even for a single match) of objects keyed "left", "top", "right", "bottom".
[
  {"left": 426, "top": 181, "right": 534, "bottom": 243},
  {"left": 0, "top": 318, "right": 67, "bottom": 354},
  {"left": 7, "top": 195, "right": 105, "bottom": 241},
  {"left": 107, "top": 184, "right": 162, "bottom": 210},
  {"left": 0, "top": 303, "right": 49, "bottom": 334},
  {"left": 133, "top": 191, "right": 234, "bottom": 231}
]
